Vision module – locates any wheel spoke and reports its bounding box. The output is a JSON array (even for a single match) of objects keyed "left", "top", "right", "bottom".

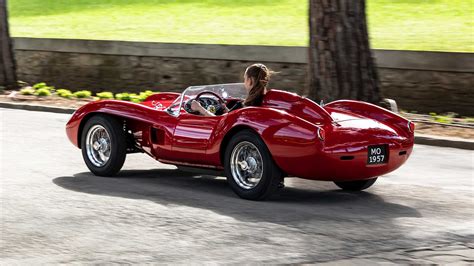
[
  {"left": 230, "top": 141, "right": 264, "bottom": 190},
  {"left": 86, "top": 125, "right": 112, "bottom": 167}
]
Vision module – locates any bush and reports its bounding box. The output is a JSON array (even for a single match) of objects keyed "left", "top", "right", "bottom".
[
  {"left": 433, "top": 115, "right": 453, "bottom": 124},
  {"left": 32, "top": 82, "right": 47, "bottom": 89},
  {"left": 56, "top": 89, "right": 73, "bottom": 98},
  {"left": 115, "top": 93, "right": 131, "bottom": 101},
  {"left": 20, "top": 87, "right": 36, "bottom": 95},
  {"left": 96, "top": 91, "right": 114, "bottom": 100},
  {"left": 114, "top": 91, "right": 155, "bottom": 103},
  {"left": 140, "top": 90, "right": 155, "bottom": 101},
  {"left": 34, "top": 88, "right": 52, "bottom": 96},
  {"left": 32, "top": 82, "right": 55, "bottom": 92},
  {"left": 73, "top": 90, "right": 92, "bottom": 98}
]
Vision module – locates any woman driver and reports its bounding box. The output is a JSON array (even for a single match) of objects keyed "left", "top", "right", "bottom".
[{"left": 190, "top": 63, "right": 274, "bottom": 116}]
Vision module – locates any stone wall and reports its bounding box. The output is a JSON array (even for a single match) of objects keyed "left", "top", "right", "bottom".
[{"left": 13, "top": 38, "right": 474, "bottom": 115}]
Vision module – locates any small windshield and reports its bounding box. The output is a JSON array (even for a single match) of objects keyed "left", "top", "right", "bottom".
[{"left": 167, "top": 83, "right": 247, "bottom": 116}]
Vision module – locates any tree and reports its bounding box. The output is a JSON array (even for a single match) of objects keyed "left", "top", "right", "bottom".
[
  {"left": 0, "top": 0, "right": 17, "bottom": 89},
  {"left": 308, "top": 0, "right": 381, "bottom": 104}
]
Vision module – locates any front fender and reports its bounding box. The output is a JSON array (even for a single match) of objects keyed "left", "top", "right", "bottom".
[{"left": 65, "top": 100, "right": 161, "bottom": 148}]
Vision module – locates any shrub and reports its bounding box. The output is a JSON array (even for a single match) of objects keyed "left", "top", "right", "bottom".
[
  {"left": 128, "top": 93, "right": 142, "bottom": 103},
  {"left": 115, "top": 93, "right": 131, "bottom": 101},
  {"left": 34, "top": 88, "right": 52, "bottom": 96},
  {"left": 73, "top": 90, "right": 92, "bottom": 98},
  {"left": 144, "top": 90, "right": 154, "bottom": 96},
  {"left": 96, "top": 91, "right": 114, "bottom": 100},
  {"left": 140, "top": 90, "right": 155, "bottom": 101},
  {"left": 32, "top": 82, "right": 47, "bottom": 89},
  {"left": 56, "top": 89, "right": 73, "bottom": 98},
  {"left": 20, "top": 87, "right": 36, "bottom": 95},
  {"left": 433, "top": 115, "right": 452, "bottom": 124}
]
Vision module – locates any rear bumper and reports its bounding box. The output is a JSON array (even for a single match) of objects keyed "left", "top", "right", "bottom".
[{"left": 296, "top": 141, "right": 413, "bottom": 181}]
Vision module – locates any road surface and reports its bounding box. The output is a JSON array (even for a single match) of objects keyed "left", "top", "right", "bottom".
[{"left": 1, "top": 108, "right": 473, "bottom": 264}]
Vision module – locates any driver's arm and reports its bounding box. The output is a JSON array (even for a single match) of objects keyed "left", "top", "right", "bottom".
[{"left": 191, "top": 100, "right": 215, "bottom": 117}]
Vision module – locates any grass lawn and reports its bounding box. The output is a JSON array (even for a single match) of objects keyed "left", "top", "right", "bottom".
[{"left": 8, "top": 0, "right": 474, "bottom": 52}]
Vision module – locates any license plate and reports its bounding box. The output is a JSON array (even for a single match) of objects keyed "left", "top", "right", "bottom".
[{"left": 367, "top": 145, "right": 388, "bottom": 165}]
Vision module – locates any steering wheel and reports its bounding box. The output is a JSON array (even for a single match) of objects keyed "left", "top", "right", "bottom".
[{"left": 184, "top": 91, "right": 226, "bottom": 115}]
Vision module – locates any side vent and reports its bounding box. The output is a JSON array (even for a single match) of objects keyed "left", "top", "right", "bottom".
[{"left": 150, "top": 127, "right": 165, "bottom": 145}]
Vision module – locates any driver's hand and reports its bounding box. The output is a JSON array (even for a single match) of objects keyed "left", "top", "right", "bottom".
[{"left": 190, "top": 100, "right": 203, "bottom": 112}]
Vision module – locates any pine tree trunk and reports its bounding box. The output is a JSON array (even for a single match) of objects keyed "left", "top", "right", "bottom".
[
  {"left": 308, "top": 0, "right": 381, "bottom": 104},
  {"left": 0, "top": 0, "right": 17, "bottom": 89}
]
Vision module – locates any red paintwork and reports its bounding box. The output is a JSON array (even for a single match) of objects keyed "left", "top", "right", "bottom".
[{"left": 66, "top": 90, "right": 414, "bottom": 181}]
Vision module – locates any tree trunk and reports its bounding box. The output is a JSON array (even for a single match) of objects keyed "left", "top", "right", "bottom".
[
  {"left": 308, "top": 0, "right": 381, "bottom": 104},
  {"left": 0, "top": 0, "right": 17, "bottom": 89}
]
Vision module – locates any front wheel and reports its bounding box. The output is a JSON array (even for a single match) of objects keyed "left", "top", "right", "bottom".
[
  {"left": 224, "top": 130, "right": 283, "bottom": 200},
  {"left": 334, "top": 178, "right": 378, "bottom": 191},
  {"left": 81, "top": 114, "right": 126, "bottom": 176}
]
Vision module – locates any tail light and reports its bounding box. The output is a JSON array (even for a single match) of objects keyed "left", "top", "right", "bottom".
[
  {"left": 408, "top": 121, "right": 415, "bottom": 133},
  {"left": 317, "top": 127, "right": 325, "bottom": 141}
]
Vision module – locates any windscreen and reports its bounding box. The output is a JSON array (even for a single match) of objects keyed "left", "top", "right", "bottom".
[{"left": 167, "top": 83, "right": 247, "bottom": 116}]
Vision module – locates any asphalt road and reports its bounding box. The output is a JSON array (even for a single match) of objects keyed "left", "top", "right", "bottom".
[{"left": 1, "top": 108, "right": 473, "bottom": 264}]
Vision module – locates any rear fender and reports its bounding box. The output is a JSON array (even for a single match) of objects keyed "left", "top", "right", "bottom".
[
  {"left": 208, "top": 107, "right": 325, "bottom": 176},
  {"left": 324, "top": 100, "right": 414, "bottom": 138}
]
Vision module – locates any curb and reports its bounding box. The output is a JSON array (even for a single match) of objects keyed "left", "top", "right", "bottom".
[
  {"left": 1, "top": 101, "right": 473, "bottom": 150},
  {"left": 0, "top": 101, "right": 75, "bottom": 114},
  {"left": 414, "top": 134, "right": 474, "bottom": 150}
]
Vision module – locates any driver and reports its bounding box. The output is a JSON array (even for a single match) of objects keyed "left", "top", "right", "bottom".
[{"left": 190, "top": 63, "right": 274, "bottom": 116}]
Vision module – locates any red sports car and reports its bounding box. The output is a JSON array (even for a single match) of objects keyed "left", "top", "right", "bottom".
[{"left": 66, "top": 83, "right": 414, "bottom": 200}]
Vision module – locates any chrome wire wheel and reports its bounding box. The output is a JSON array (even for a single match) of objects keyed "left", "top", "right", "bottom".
[
  {"left": 230, "top": 141, "right": 264, "bottom": 190},
  {"left": 85, "top": 125, "right": 111, "bottom": 167}
]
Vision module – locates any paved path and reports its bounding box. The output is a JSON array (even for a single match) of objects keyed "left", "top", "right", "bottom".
[{"left": 1, "top": 108, "right": 473, "bottom": 264}]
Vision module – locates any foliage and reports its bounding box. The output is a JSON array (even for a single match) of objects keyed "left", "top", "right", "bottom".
[
  {"left": 73, "top": 90, "right": 92, "bottom": 98},
  {"left": 8, "top": 0, "right": 473, "bottom": 52},
  {"left": 19, "top": 87, "right": 35, "bottom": 95},
  {"left": 34, "top": 88, "right": 52, "bottom": 96},
  {"left": 32, "top": 82, "right": 47, "bottom": 89},
  {"left": 96, "top": 91, "right": 114, "bottom": 99},
  {"left": 114, "top": 90, "right": 154, "bottom": 102},
  {"left": 32, "top": 82, "right": 55, "bottom": 92},
  {"left": 115, "top": 93, "right": 131, "bottom": 101},
  {"left": 429, "top": 112, "right": 457, "bottom": 124},
  {"left": 56, "top": 89, "right": 73, "bottom": 98}
]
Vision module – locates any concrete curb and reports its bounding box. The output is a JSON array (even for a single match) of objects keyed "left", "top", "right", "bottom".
[
  {"left": 414, "top": 134, "right": 474, "bottom": 150},
  {"left": 0, "top": 101, "right": 75, "bottom": 114},
  {"left": 1, "top": 101, "right": 473, "bottom": 150}
]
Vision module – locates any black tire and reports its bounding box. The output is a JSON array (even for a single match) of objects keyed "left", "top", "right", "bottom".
[
  {"left": 334, "top": 178, "right": 377, "bottom": 191},
  {"left": 224, "top": 130, "right": 283, "bottom": 200},
  {"left": 81, "top": 114, "right": 126, "bottom": 176}
]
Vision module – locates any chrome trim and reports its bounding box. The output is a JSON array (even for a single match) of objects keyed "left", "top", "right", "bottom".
[
  {"left": 230, "top": 141, "right": 263, "bottom": 190},
  {"left": 317, "top": 127, "right": 325, "bottom": 141}
]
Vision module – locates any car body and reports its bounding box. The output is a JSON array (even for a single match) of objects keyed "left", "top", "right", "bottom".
[{"left": 66, "top": 83, "right": 414, "bottom": 200}]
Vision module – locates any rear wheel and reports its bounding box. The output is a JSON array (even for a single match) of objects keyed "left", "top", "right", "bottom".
[
  {"left": 334, "top": 178, "right": 377, "bottom": 191},
  {"left": 81, "top": 114, "right": 126, "bottom": 176},
  {"left": 224, "top": 130, "right": 283, "bottom": 200}
]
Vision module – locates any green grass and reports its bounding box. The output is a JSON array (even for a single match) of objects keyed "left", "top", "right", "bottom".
[{"left": 8, "top": 0, "right": 474, "bottom": 52}]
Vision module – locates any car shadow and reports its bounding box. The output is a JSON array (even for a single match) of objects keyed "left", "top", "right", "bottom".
[{"left": 53, "top": 169, "right": 421, "bottom": 225}]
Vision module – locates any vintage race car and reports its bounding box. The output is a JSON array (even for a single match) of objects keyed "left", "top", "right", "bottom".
[{"left": 66, "top": 83, "right": 414, "bottom": 200}]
